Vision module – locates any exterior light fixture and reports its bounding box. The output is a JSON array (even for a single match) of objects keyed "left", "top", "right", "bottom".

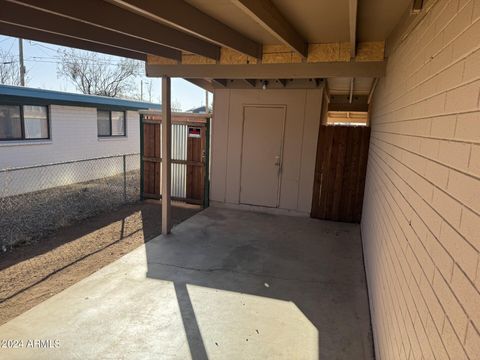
[
  {"left": 411, "top": 0, "right": 423, "bottom": 14},
  {"left": 262, "top": 80, "right": 268, "bottom": 90}
]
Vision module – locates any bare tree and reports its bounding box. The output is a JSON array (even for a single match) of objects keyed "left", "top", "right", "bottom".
[
  {"left": 57, "top": 49, "right": 141, "bottom": 97},
  {"left": 172, "top": 99, "right": 183, "bottom": 112},
  {"left": 0, "top": 49, "right": 23, "bottom": 86}
]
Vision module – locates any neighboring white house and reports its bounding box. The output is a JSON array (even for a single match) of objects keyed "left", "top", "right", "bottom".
[{"left": 0, "top": 85, "right": 160, "bottom": 195}]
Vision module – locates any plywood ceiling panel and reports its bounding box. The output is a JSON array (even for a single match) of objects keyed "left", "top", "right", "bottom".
[
  {"left": 186, "top": 0, "right": 408, "bottom": 45},
  {"left": 272, "top": 0, "right": 350, "bottom": 43},
  {"left": 328, "top": 77, "right": 374, "bottom": 95},
  {"left": 357, "top": 0, "right": 411, "bottom": 41}
]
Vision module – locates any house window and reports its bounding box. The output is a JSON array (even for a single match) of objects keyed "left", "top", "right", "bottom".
[
  {"left": 97, "top": 110, "right": 126, "bottom": 137},
  {"left": 0, "top": 105, "right": 49, "bottom": 140}
]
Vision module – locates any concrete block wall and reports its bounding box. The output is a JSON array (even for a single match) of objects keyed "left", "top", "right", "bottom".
[{"left": 362, "top": 0, "right": 480, "bottom": 359}]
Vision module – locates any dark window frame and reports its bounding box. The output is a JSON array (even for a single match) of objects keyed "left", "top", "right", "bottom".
[
  {"left": 97, "top": 110, "right": 126, "bottom": 138},
  {"left": 0, "top": 104, "right": 50, "bottom": 141}
]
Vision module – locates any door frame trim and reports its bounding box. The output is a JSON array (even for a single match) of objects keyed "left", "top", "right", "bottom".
[{"left": 238, "top": 104, "right": 287, "bottom": 208}]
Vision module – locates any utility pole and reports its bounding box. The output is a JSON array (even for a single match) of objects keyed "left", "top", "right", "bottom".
[
  {"left": 205, "top": 90, "right": 209, "bottom": 113},
  {"left": 18, "top": 38, "right": 25, "bottom": 86}
]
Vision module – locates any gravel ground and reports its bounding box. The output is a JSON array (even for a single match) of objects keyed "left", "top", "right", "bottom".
[
  {"left": 0, "top": 200, "right": 201, "bottom": 325},
  {"left": 0, "top": 170, "right": 140, "bottom": 249}
]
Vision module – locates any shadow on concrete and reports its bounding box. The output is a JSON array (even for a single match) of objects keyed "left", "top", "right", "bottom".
[
  {"left": 0, "top": 201, "right": 200, "bottom": 272},
  {"left": 0, "top": 201, "right": 201, "bottom": 315},
  {"left": 142, "top": 207, "right": 374, "bottom": 359},
  {"left": 174, "top": 282, "right": 209, "bottom": 360}
]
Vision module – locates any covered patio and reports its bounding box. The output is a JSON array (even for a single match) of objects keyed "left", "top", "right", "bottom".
[
  {"left": 0, "top": 207, "right": 373, "bottom": 359},
  {"left": 1, "top": 0, "right": 479, "bottom": 358}
]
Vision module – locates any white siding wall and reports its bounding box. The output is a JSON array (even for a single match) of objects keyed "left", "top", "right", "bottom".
[
  {"left": 362, "top": 0, "right": 480, "bottom": 359},
  {"left": 0, "top": 105, "right": 140, "bottom": 196},
  {"left": 0, "top": 105, "right": 140, "bottom": 168}
]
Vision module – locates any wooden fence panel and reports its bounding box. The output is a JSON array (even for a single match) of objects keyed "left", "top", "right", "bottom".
[
  {"left": 141, "top": 115, "right": 208, "bottom": 205},
  {"left": 142, "top": 122, "right": 161, "bottom": 198},
  {"left": 186, "top": 126, "right": 206, "bottom": 204},
  {"left": 311, "top": 125, "right": 371, "bottom": 223}
]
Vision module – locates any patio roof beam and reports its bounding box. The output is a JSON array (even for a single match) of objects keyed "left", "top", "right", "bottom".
[
  {"left": 368, "top": 78, "right": 379, "bottom": 104},
  {"left": 243, "top": 79, "right": 256, "bottom": 87},
  {"left": 9, "top": 0, "right": 220, "bottom": 59},
  {"left": 0, "top": 1, "right": 182, "bottom": 60},
  {"left": 108, "top": 0, "right": 262, "bottom": 59},
  {"left": 231, "top": 0, "right": 307, "bottom": 58},
  {"left": 0, "top": 22, "right": 147, "bottom": 61},
  {"left": 212, "top": 79, "right": 228, "bottom": 87},
  {"left": 146, "top": 61, "right": 387, "bottom": 79},
  {"left": 185, "top": 79, "right": 214, "bottom": 93},
  {"left": 349, "top": 78, "right": 355, "bottom": 103}
]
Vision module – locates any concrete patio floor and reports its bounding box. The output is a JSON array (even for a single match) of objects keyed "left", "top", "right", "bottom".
[{"left": 0, "top": 207, "right": 374, "bottom": 360}]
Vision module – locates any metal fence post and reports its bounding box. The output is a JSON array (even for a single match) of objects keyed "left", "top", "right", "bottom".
[{"left": 123, "top": 154, "right": 127, "bottom": 202}]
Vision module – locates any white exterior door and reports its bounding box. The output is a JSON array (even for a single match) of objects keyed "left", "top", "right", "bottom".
[{"left": 240, "top": 106, "right": 285, "bottom": 207}]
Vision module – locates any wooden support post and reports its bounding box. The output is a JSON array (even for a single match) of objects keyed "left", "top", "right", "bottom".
[{"left": 162, "top": 76, "right": 172, "bottom": 235}]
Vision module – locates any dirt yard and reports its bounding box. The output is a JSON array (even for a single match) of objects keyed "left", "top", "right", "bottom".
[
  {"left": 0, "top": 169, "right": 140, "bottom": 249},
  {"left": 0, "top": 200, "right": 201, "bottom": 325}
]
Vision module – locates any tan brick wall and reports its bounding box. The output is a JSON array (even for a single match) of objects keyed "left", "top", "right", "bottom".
[{"left": 362, "top": 0, "right": 480, "bottom": 359}]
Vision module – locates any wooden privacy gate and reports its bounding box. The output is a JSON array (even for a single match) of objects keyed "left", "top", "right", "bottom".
[
  {"left": 140, "top": 113, "right": 210, "bottom": 206},
  {"left": 311, "top": 125, "right": 371, "bottom": 223}
]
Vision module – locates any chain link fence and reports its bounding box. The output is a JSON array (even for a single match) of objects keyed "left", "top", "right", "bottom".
[{"left": 0, "top": 153, "right": 140, "bottom": 250}]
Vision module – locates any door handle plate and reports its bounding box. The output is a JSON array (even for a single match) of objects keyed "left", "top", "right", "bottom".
[{"left": 274, "top": 155, "right": 281, "bottom": 166}]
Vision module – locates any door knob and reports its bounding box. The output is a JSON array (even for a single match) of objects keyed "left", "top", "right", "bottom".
[{"left": 274, "top": 156, "right": 281, "bottom": 166}]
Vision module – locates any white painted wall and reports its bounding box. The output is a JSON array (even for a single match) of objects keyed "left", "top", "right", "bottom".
[
  {"left": 0, "top": 105, "right": 139, "bottom": 168},
  {"left": 0, "top": 105, "right": 140, "bottom": 196},
  {"left": 210, "top": 88, "right": 323, "bottom": 215}
]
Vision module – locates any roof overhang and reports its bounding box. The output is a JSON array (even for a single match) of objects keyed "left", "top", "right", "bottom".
[
  {"left": 0, "top": 85, "right": 161, "bottom": 110},
  {"left": 0, "top": 0, "right": 414, "bottom": 95}
]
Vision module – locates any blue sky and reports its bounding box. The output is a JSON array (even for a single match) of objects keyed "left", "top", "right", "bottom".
[{"left": 0, "top": 35, "right": 209, "bottom": 111}]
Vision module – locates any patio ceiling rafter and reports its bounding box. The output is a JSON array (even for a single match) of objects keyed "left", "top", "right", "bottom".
[
  {"left": 0, "top": 22, "right": 147, "bottom": 61},
  {"left": 243, "top": 79, "right": 256, "bottom": 87},
  {"left": 212, "top": 79, "right": 228, "bottom": 87},
  {"left": 185, "top": 79, "right": 214, "bottom": 93},
  {"left": 349, "top": 0, "right": 358, "bottom": 58},
  {"left": 231, "top": 0, "right": 308, "bottom": 58},
  {"left": 0, "top": 0, "right": 182, "bottom": 60},
  {"left": 4, "top": 0, "right": 221, "bottom": 60},
  {"left": 107, "top": 0, "right": 262, "bottom": 59}
]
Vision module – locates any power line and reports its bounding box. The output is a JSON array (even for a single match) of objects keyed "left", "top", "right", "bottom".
[
  {"left": 28, "top": 42, "right": 58, "bottom": 53},
  {"left": 28, "top": 40, "right": 138, "bottom": 62},
  {"left": 5, "top": 38, "right": 15, "bottom": 56},
  {"left": 24, "top": 57, "right": 134, "bottom": 66},
  {"left": 27, "top": 55, "right": 127, "bottom": 64}
]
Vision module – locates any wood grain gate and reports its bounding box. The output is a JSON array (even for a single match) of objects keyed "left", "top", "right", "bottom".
[
  {"left": 140, "top": 113, "right": 209, "bottom": 206},
  {"left": 311, "top": 125, "right": 370, "bottom": 223}
]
